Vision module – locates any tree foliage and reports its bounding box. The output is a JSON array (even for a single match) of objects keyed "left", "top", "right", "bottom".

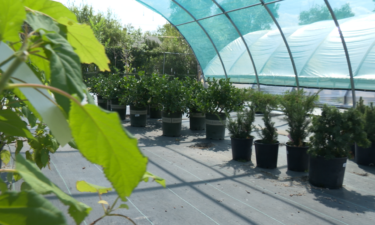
[{"left": 299, "top": 3, "right": 354, "bottom": 25}]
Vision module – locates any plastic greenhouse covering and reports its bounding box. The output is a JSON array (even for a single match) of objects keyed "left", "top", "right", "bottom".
[{"left": 136, "top": 0, "right": 375, "bottom": 106}]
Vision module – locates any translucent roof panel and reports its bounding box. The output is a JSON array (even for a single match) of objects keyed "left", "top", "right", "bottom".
[{"left": 136, "top": 0, "right": 375, "bottom": 91}]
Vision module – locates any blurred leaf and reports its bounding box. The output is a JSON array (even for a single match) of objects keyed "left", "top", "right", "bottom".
[
  {"left": 70, "top": 103, "right": 147, "bottom": 201},
  {"left": 21, "top": 106, "right": 37, "bottom": 128},
  {"left": 0, "top": 150, "right": 11, "bottom": 165},
  {"left": 0, "top": 0, "right": 26, "bottom": 42},
  {"left": 15, "top": 154, "right": 91, "bottom": 225},
  {"left": 0, "top": 177, "right": 7, "bottom": 192},
  {"left": 22, "top": 0, "right": 77, "bottom": 22},
  {"left": 0, "top": 109, "right": 34, "bottom": 139},
  {"left": 76, "top": 181, "right": 112, "bottom": 194},
  {"left": 58, "top": 18, "right": 110, "bottom": 71},
  {"left": 119, "top": 204, "right": 129, "bottom": 209},
  {"left": 0, "top": 191, "right": 67, "bottom": 225},
  {"left": 97, "top": 200, "right": 108, "bottom": 205},
  {"left": 142, "top": 171, "right": 166, "bottom": 188},
  {"left": 20, "top": 182, "right": 32, "bottom": 191}
]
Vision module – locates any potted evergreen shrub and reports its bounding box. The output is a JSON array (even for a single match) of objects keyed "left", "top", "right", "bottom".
[
  {"left": 279, "top": 89, "right": 319, "bottom": 172},
  {"left": 185, "top": 77, "right": 206, "bottom": 130},
  {"left": 249, "top": 90, "right": 279, "bottom": 115},
  {"left": 308, "top": 105, "right": 369, "bottom": 189},
  {"left": 146, "top": 73, "right": 166, "bottom": 119},
  {"left": 227, "top": 106, "right": 255, "bottom": 161},
  {"left": 197, "top": 78, "right": 243, "bottom": 140},
  {"left": 86, "top": 74, "right": 109, "bottom": 110},
  {"left": 160, "top": 78, "right": 188, "bottom": 137},
  {"left": 103, "top": 74, "right": 127, "bottom": 120},
  {"left": 351, "top": 97, "right": 367, "bottom": 157},
  {"left": 122, "top": 72, "right": 149, "bottom": 127},
  {"left": 355, "top": 102, "right": 375, "bottom": 166}
]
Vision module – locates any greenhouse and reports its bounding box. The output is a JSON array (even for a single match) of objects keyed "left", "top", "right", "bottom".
[{"left": 137, "top": 0, "right": 375, "bottom": 106}]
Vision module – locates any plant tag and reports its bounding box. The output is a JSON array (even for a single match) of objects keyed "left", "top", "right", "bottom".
[
  {"left": 135, "top": 114, "right": 140, "bottom": 117},
  {"left": 343, "top": 163, "right": 346, "bottom": 168}
]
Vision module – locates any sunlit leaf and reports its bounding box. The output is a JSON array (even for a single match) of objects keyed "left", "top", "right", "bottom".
[
  {"left": 22, "top": 0, "right": 77, "bottom": 22},
  {"left": 0, "top": 177, "right": 7, "bottom": 192},
  {"left": 0, "top": 0, "right": 26, "bottom": 42},
  {"left": 98, "top": 200, "right": 108, "bottom": 205},
  {"left": 76, "top": 180, "right": 112, "bottom": 194},
  {"left": 0, "top": 150, "right": 11, "bottom": 165},
  {"left": 70, "top": 103, "right": 147, "bottom": 201},
  {"left": 16, "top": 154, "right": 91, "bottom": 225},
  {"left": 0, "top": 191, "right": 67, "bottom": 225},
  {"left": 0, "top": 109, "right": 34, "bottom": 139},
  {"left": 58, "top": 18, "right": 110, "bottom": 71},
  {"left": 142, "top": 171, "right": 166, "bottom": 188}
]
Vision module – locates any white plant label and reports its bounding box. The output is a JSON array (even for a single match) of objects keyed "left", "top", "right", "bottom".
[{"left": 343, "top": 163, "right": 346, "bottom": 168}]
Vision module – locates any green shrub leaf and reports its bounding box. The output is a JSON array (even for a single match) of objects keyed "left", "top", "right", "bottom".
[
  {"left": 0, "top": 150, "right": 11, "bottom": 165},
  {"left": 69, "top": 103, "right": 148, "bottom": 201},
  {"left": 142, "top": 171, "right": 166, "bottom": 188},
  {"left": 0, "top": 109, "right": 34, "bottom": 139},
  {"left": 15, "top": 140, "right": 24, "bottom": 155},
  {"left": 0, "top": 0, "right": 26, "bottom": 42},
  {"left": 0, "top": 191, "right": 67, "bottom": 225},
  {"left": 22, "top": 0, "right": 77, "bottom": 22},
  {"left": 76, "top": 181, "right": 112, "bottom": 194},
  {"left": 57, "top": 18, "right": 110, "bottom": 71},
  {"left": 15, "top": 154, "right": 91, "bottom": 225}
]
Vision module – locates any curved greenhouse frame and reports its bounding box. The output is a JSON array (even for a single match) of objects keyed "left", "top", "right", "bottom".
[{"left": 136, "top": 0, "right": 375, "bottom": 106}]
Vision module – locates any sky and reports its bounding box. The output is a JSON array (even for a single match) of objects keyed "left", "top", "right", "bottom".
[{"left": 56, "top": 0, "right": 168, "bottom": 32}]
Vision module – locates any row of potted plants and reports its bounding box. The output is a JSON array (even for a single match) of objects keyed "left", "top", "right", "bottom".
[{"left": 228, "top": 89, "right": 375, "bottom": 189}]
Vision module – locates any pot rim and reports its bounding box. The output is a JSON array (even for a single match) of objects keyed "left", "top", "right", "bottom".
[
  {"left": 254, "top": 140, "right": 279, "bottom": 145},
  {"left": 286, "top": 142, "right": 309, "bottom": 148},
  {"left": 231, "top": 136, "right": 254, "bottom": 141},
  {"left": 310, "top": 155, "right": 348, "bottom": 160}
]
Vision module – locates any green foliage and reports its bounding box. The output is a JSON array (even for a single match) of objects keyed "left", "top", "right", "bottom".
[
  {"left": 356, "top": 97, "right": 366, "bottom": 115},
  {"left": 299, "top": 3, "right": 354, "bottom": 25},
  {"left": 248, "top": 91, "right": 279, "bottom": 113},
  {"left": 146, "top": 73, "right": 167, "bottom": 110},
  {"left": 76, "top": 181, "right": 112, "bottom": 194},
  {"left": 88, "top": 74, "right": 126, "bottom": 100},
  {"left": 69, "top": 102, "right": 148, "bottom": 200},
  {"left": 0, "top": 0, "right": 26, "bottom": 42},
  {"left": 308, "top": 105, "right": 370, "bottom": 159},
  {"left": 184, "top": 77, "right": 204, "bottom": 110},
  {"left": 121, "top": 72, "right": 150, "bottom": 107},
  {"left": 160, "top": 78, "right": 189, "bottom": 114},
  {"left": 362, "top": 103, "right": 375, "bottom": 143},
  {"left": 280, "top": 89, "right": 319, "bottom": 147},
  {"left": 0, "top": 150, "right": 10, "bottom": 165},
  {"left": 142, "top": 171, "right": 166, "bottom": 188},
  {"left": 197, "top": 78, "right": 243, "bottom": 114},
  {"left": 16, "top": 154, "right": 91, "bottom": 224},
  {"left": 227, "top": 106, "right": 255, "bottom": 139},
  {"left": 256, "top": 107, "right": 278, "bottom": 144},
  {"left": 0, "top": 109, "right": 34, "bottom": 139},
  {"left": 0, "top": 191, "right": 67, "bottom": 225}
]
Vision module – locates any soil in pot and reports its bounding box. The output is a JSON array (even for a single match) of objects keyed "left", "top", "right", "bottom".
[
  {"left": 97, "top": 95, "right": 109, "bottom": 110},
  {"left": 309, "top": 156, "right": 347, "bottom": 189},
  {"left": 286, "top": 144, "right": 309, "bottom": 172},
  {"left": 206, "top": 113, "right": 226, "bottom": 140},
  {"left": 130, "top": 105, "right": 147, "bottom": 127},
  {"left": 254, "top": 140, "right": 279, "bottom": 169},
  {"left": 231, "top": 137, "right": 253, "bottom": 161},
  {"left": 355, "top": 142, "right": 375, "bottom": 166},
  {"left": 150, "top": 107, "right": 162, "bottom": 119},
  {"left": 110, "top": 99, "right": 126, "bottom": 120},
  {"left": 190, "top": 108, "right": 205, "bottom": 130},
  {"left": 162, "top": 111, "right": 182, "bottom": 137}
]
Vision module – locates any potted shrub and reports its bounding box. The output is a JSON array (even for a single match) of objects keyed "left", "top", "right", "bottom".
[
  {"left": 254, "top": 106, "right": 279, "bottom": 169},
  {"left": 308, "top": 105, "right": 369, "bottom": 189},
  {"left": 197, "top": 78, "right": 243, "bottom": 140},
  {"left": 351, "top": 97, "right": 367, "bottom": 157},
  {"left": 86, "top": 74, "right": 109, "bottom": 110},
  {"left": 122, "top": 72, "right": 149, "bottom": 127},
  {"left": 185, "top": 77, "right": 206, "bottom": 130},
  {"left": 279, "top": 89, "right": 319, "bottom": 172},
  {"left": 249, "top": 90, "right": 279, "bottom": 114},
  {"left": 160, "top": 78, "right": 188, "bottom": 137},
  {"left": 103, "top": 74, "right": 127, "bottom": 120},
  {"left": 355, "top": 102, "right": 375, "bottom": 166},
  {"left": 146, "top": 73, "right": 166, "bottom": 119},
  {"left": 227, "top": 106, "right": 255, "bottom": 161}
]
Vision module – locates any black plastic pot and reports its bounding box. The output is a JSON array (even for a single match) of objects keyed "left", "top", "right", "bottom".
[
  {"left": 231, "top": 137, "right": 253, "bottom": 161},
  {"left": 286, "top": 144, "right": 309, "bottom": 172},
  {"left": 130, "top": 105, "right": 147, "bottom": 127},
  {"left": 355, "top": 142, "right": 375, "bottom": 166},
  {"left": 110, "top": 99, "right": 126, "bottom": 120},
  {"left": 150, "top": 107, "right": 162, "bottom": 119},
  {"left": 190, "top": 108, "right": 205, "bottom": 130},
  {"left": 97, "top": 95, "right": 109, "bottom": 110},
  {"left": 350, "top": 144, "right": 355, "bottom": 158},
  {"left": 254, "top": 140, "right": 279, "bottom": 169},
  {"left": 309, "top": 156, "right": 347, "bottom": 189},
  {"left": 206, "top": 113, "right": 226, "bottom": 140},
  {"left": 162, "top": 111, "right": 182, "bottom": 137}
]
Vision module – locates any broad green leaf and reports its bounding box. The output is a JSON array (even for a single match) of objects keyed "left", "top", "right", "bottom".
[
  {"left": 0, "top": 191, "right": 67, "bottom": 225},
  {"left": 68, "top": 139, "right": 78, "bottom": 149},
  {"left": 98, "top": 200, "right": 108, "bottom": 205},
  {"left": 20, "top": 182, "right": 32, "bottom": 191},
  {"left": 22, "top": 0, "right": 77, "bottom": 22},
  {"left": 58, "top": 18, "right": 110, "bottom": 71},
  {"left": 119, "top": 204, "right": 129, "bottom": 209},
  {"left": 25, "top": 151, "right": 33, "bottom": 162},
  {"left": 42, "top": 32, "right": 85, "bottom": 114},
  {"left": 0, "top": 0, "right": 26, "bottom": 42},
  {"left": 142, "top": 171, "right": 166, "bottom": 188},
  {"left": 76, "top": 181, "right": 112, "bottom": 194},
  {"left": 0, "top": 42, "right": 72, "bottom": 146},
  {"left": 70, "top": 103, "right": 148, "bottom": 200},
  {"left": 7, "top": 173, "right": 13, "bottom": 183},
  {"left": 26, "top": 12, "right": 59, "bottom": 33},
  {"left": 0, "top": 177, "right": 7, "bottom": 192},
  {"left": 0, "top": 150, "right": 11, "bottom": 165},
  {"left": 0, "top": 109, "right": 34, "bottom": 139},
  {"left": 21, "top": 106, "right": 37, "bottom": 128},
  {"left": 13, "top": 173, "right": 22, "bottom": 182},
  {"left": 16, "top": 154, "right": 91, "bottom": 225},
  {"left": 16, "top": 140, "right": 24, "bottom": 155}
]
